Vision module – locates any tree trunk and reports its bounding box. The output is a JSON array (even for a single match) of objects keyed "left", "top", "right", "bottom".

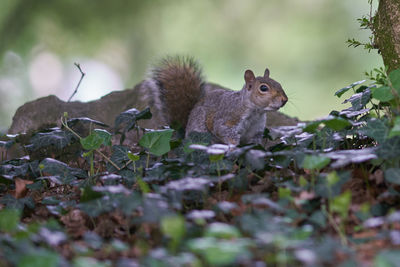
[{"left": 373, "top": 0, "right": 400, "bottom": 73}]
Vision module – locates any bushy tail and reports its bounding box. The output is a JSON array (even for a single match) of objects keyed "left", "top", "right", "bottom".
[{"left": 150, "top": 56, "right": 204, "bottom": 128}]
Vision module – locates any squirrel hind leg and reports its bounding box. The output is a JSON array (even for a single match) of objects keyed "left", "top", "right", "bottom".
[{"left": 185, "top": 106, "right": 208, "bottom": 138}]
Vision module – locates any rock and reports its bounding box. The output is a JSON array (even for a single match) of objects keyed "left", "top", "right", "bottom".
[{"left": 8, "top": 83, "right": 298, "bottom": 135}]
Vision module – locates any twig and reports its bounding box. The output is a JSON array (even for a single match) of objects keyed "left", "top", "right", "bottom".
[{"left": 68, "top": 63, "right": 85, "bottom": 102}]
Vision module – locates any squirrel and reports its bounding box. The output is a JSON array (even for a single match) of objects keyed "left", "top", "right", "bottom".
[{"left": 139, "top": 56, "right": 288, "bottom": 145}]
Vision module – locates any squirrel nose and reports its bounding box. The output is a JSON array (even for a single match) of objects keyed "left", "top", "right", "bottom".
[{"left": 281, "top": 97, "right": 288, "bottom": 106}]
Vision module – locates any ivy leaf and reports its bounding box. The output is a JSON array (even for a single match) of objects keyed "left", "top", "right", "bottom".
[
  {"left": 93, "top": 129, "right": 112, "bottom": 146},
  {"left": 80, "top": 132, "right": 104, "bottom": 150},
  {"left": 303, "top": 121, "right": 321, "bottom": 133},
  {"left": 115, "top": 107, "right": 152, "bottom": 132},
  {"left": 0, "top": 139, "right": 15, "bottom": 149},
  {"left": 40, "top": 158, "right": 87, "bottom": 183},
  {"left": 384, "top": 168, "right": 400, "bottom": 185},
  {"left": 388, "top": 117, "right": 400, "bottom": 138},
  {"left": 127, "top": 152, "right": 140, "bottom": 162},
  {"left": 389, "top": 68, "right": 400, "bottom": 93},
  {"left": 330, "top": 190, "right": 351, "bottom": 219},
  {"left": 80, "top": 186, "right": 104, "bottom": 202},
  {"left": 334, "top": 80, "right": 365, "bottom": 98},
  {"left": 374, "top": 250, "right": 400, "bottom": 267},
  {"left": 18, "top": 249, "right": 60, "bottom": 267},
  {"left": 0, "top": 209, "right": 21, "bottom": 232},
  {"left": 371, "top": 86, "right": 394, "bottom": 102},
  {"left": 161, "top": 215, "right": 186, "bottom": 251},
  {"left": 359, "top": 118, "right": 388, "bottom": 143},
  {"left": 205, "top": 222, "right": 241, "bottom": 239},
  {"left": 342, "top": 89, "right": 371, "bottom": 111},
  {"left": 302, "top": 155, "right": 330, "bottom": 170},
  {"left": 325, "top": 148, "right": 376, "bottom": 168},
  {"left": 324, "top": 117, "right": 352, "bottom": 131},
  {"left": 139, "top": 129, "right": 174, "bottom": 156},
  {"left": 0, "top": 194, "right": 35, "bottom": 210},
  {"left": 377, "top": 136, "right": 400, "bottom": 159},
  {"left": 187, "top": 237, "right": 251, "bottom": 266},
  {"left": 27, "top": 128, "right": 76, "bottom": 151},
  {"left": 303, "top": 116, "right": 352, "bottom": 133}
]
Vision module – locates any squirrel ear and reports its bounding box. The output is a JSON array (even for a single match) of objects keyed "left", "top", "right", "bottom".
[
  {"left": 244, "top": 70, "right": 255, "bottom": 84},
  {"left": 264, "top": 68, "right": 270, "bottom": 78}
]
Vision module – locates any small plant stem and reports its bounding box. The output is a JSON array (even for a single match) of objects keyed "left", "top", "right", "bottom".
[
  {"left": 312, "top": 135, "right": 316, "bottom": 151},
  {"left": 95, "top": 149, "right": 120, "bottom": 170},
  {"left": 120, "top": 159, "right": 133, "bottom": 170},
  {"left": 322, "top": 205, "right": 348, "bottom": 246},
  {"left": 61, "top": 116, "right": 121, "bottom": 170},
  {"left": 146, "top": 152, "right": 150, "bottom": 169},
  {"left": 60, "top": 117, "right": 81, "bottom": 139},
  {"left": 90, "top": 152, "right": 94, "bottom": 176},
  {"left": 68, "top": 63, "right": 86, "bottom": 102}
]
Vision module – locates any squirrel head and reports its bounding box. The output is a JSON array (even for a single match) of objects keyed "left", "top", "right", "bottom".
[{"left": 244, "top": 68, "right": 288, "bottom": 111}]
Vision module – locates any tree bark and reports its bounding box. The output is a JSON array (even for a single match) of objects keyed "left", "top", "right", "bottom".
[{"left": 373, "top": 0, "right": 400, "bottom": 73}]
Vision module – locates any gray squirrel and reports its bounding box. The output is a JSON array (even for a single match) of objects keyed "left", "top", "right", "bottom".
[{"left": 139, "top": 56, "right": 288, "bottom": 145}]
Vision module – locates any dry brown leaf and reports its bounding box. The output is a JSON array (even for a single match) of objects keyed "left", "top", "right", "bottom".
[
  {"left": 60, "top": 209, "right": 88, "bottom": 238},
  {"left": 14, "top": 178, "right": 34, "bottom": 199}
]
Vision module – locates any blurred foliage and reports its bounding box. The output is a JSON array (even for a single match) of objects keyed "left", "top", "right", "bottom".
[{"left": 0, "top": 0, "right": 382, "bottom": 131}]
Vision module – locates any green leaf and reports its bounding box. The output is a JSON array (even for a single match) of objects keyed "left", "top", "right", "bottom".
[
  {"left": 384, "top": 168, "right": 400, "bottom": 185},
  {"left": 324, "top": 117, "right": 352, "bottom": 131},
  {"left": 372, "top": 86, "right": 394, "bottom": 102},
  {"left": 389, "top": 68, "right": 400, "bottom": 93},
  {"left": 330, "top": 190, "right": 351, "bottom": 219},
  {"left": 139, "top": 129, "right": 174, "bottom": 156},
  {"left": 377, "top": 136, "right": 400, "bottom": 159},
  {"left": 374, "top": 250, "right": 400, "bottom": 267},
  {"left": 80, "top": 186, "right": 104, "bottom": 202},
  {"left": 209, "top": 153, "right": 224, "bottom": 162},
  {"left": 18, "top": 249, "right": 60, "bottom": 267},
  {"left": 73, "top": 257, "right": 110, "bottom": 267},
  {"left": 388, "top": 117, "right": 400, "bottom": 138},
  {"left": 326, "top": 171, "right": 340, "bottom": 186},
  {"left": 27, "top": 129, "right": 75, "bottom": 151},
  {"left": 343, "top": 89, "right": 371, "bottom": 111},
  {"left": 137, "top": 176, "right": 151, "bottom": 193},
  {"left": 205, "top": 223, "right": 241, "bottom": 239},
  {"left": 127, "top": 152, "right": 140, "bottom": 161},
  {"left": 359, "top": 118, "right": 388, "bottom": 143},
  {"left": 93, "top": 129, "right": 112, "bottom": 146},
  {"left": 299, "top": 176, "right": 308, "bottom": 187},
  {"left": 302, "top": 155, "right": 330, "bottom": 170},
  {"left": 303, "top": 121, "right": 321, "bottom": 133},
  {"left": 188, "top": 237, "right": 251, "bottom": 266},
  {"left": 0, "top": 209, "right": 21, "bottom": 232},
  {"left": 80, "top": 132, "right": 104, "bottom": 150},
  {"left": 161, "top": 215, "right": 186, "bottom": 247},
  {"left": 40, "top": 158, "right": 87, "bottom": 182},
  {"left": 303, "top": 116, "right": 351, "bottom": 133},
  {"left": 334, "top": 80, "right": 365, "bottom": 98},
  {"left": 278, "top": 187, "right": 292, "bottom": 200},
  {"left": 114, "top": 107, "right": 152, "bottom": 132}
]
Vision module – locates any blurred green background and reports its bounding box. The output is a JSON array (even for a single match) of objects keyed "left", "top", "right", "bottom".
[{"left": 0, "top": 0, "right": 382, "bottom": 131}]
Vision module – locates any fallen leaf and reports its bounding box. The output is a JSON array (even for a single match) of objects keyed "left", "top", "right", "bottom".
[{"left": 14, "top": 178, "right": 33, "bottom": 199}]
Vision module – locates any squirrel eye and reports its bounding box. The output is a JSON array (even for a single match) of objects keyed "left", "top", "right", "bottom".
[{"left": 259, "top": 85, "right": 269, "bottom": 92}]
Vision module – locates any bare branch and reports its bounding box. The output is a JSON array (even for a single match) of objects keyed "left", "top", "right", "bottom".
[{"left": 68, "top": 63, "right": 86, "bottom": 102}]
